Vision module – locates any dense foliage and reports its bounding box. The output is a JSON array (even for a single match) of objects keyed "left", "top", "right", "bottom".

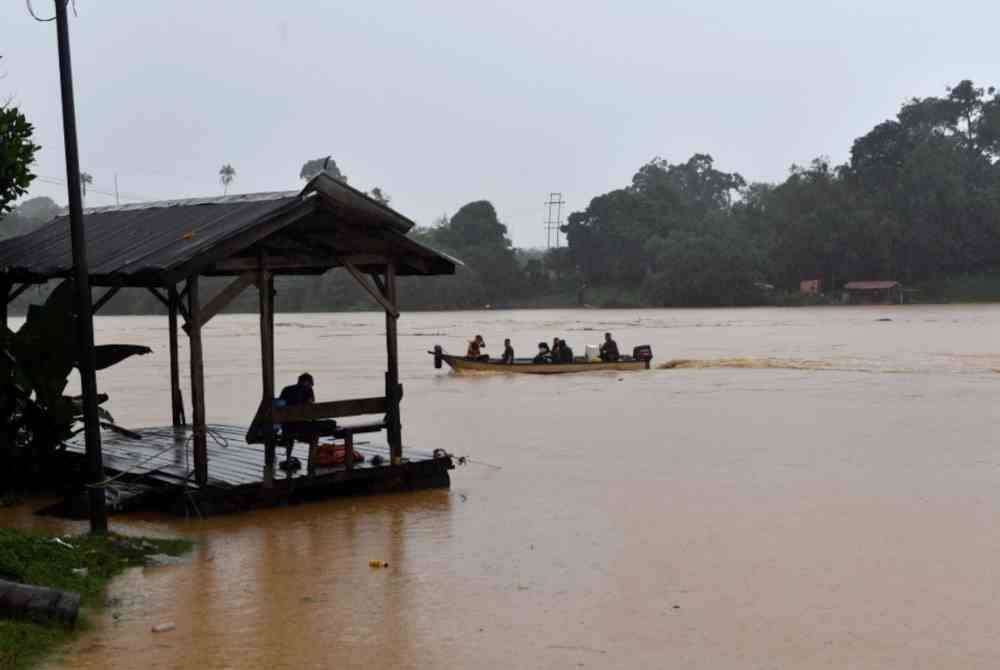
[
  {"left": 561, "top": 79, "right": 1000, "bottom": 305},
  {"left": 0, "top": 105, "right": 40, "bottom": 216},
  {"left": 0, "top": 282, "right": 151, "bottom": 495}
]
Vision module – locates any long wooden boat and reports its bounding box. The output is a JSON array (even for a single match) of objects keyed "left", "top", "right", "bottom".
[{"left": 430, "top": 349, "right": 651, "bottom": 374}]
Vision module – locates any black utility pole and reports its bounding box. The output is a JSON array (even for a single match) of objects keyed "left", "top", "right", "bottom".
[{"left": 54, "top": 0, "right": 107, "bottom": 533}]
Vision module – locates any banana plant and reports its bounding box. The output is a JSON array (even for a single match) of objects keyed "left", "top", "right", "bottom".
[{"left": 0, "top": 280, "right": 151, "bottom": 494}]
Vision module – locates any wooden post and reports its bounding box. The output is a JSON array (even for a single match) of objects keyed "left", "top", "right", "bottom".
[
  {"left": 54, "top": 0, "right": 107, "bottom": 534},
  {"left": 187, "top": 276, "right": 209, "bottom": 486},
  {"left": 168, "top": 285, "right": 185, "bottom": 426},
  {"left": 384, "top": 261, "right": 402, "bottom": 464},
  {"left": 258, "top": 260, "right": 276, "bottom": 486},
  {"left": 344, "top": 433, "right": 354, "bottom": 472},
  {"left": 0, "top": 281, "right": 9, "bottom": 333},
  {"left": 0, "top": 282, "right": 8, "bottom": 486}
]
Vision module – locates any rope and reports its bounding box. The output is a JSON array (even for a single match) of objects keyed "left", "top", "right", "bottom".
[{"left": 432, "top": 449, "right": 501, "bottom": 470}]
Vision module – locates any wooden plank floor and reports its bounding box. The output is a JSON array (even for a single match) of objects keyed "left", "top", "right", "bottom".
[{"left": 63, "top": 424, "right": 439, "bottom": 490}]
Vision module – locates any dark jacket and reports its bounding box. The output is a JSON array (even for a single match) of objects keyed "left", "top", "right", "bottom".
[
  {"left": 279, "top": 383, "right": 314, "bottom": 406},
  {"left": 600, "top": 339, "right": 620, "bottom": 361}
]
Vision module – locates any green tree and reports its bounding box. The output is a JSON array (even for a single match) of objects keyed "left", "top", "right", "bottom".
[
  {"left": 218, "top": 164, "right": 235, "bottom": 195},
  {"left": 563, "top": 154, "right": 746, "bottom": 287},
  {"left": 368, "top": 187, "right": 390, "bottom": 205},
  {"left": 0, "top": 105, "right": 39, "bottom": 216},
  {"left": 79, "top": 171, "right": 93, "bottom": 202},
  {"left": 299, "top": 156, "right": 347, "bottom": 182}
]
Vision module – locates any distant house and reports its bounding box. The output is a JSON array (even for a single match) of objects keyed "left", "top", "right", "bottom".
[
  {"left": 800, "top": 279, "right": 822, "bottom": 295},
  {"left": 843, "top": 280, "right": 904, "bottom": 304}
]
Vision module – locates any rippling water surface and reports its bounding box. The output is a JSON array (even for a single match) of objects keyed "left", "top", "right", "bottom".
[{"left": 4, "top": 305, "right": 1000, "bottom": 669}]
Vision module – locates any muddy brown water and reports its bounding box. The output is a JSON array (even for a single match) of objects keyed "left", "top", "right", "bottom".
[{"left": 3, "top": 305, "right": 1000, "bottom": 669}]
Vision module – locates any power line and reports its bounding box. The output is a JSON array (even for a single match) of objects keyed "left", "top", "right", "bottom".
[
  {"left": 26, "top": 0, "right": 77, "bottom": 21},
  {"left": 34, "top": 174, "right": 153, "bottom": 202},
  {"left": 25, "top": 0, "right": 55, "bottom": 22}
]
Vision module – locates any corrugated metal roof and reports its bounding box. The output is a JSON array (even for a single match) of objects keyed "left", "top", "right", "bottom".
[
  {"left": 844, "top": 281, "right": 900, "bottom": 290},
  {"left": 83, "top": 190, "right": 300, "bottom": 214},
  {"left": 0, "top": 175, "right": 457, "bottom": 285}
]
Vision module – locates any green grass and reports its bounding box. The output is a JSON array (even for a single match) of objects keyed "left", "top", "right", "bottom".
[
  {"left": 0, "top": 529, "right": 192, "bottom": 670},
  {"left": 0, "top": 621, "right": 73, "bottom": 670}
]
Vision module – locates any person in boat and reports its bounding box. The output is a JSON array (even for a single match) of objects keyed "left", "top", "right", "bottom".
[
  {"left": 599, "top": 332, "right": 620, "bottom": 362},
  {"left": 550, "top": 337, "right": 562, "bottom": 362},
  {"left": 276, "top": 372, "right": 316, "bottom": 471},
  {"left": 533, "top": 341, "right": 552, "bottom": 364},
  {"left": 466, "top": 334, "right": 488, "bottom": 362},
  {"left": 557, "top": 338, "right": 574, "bottom": 363},
  {"left": 502, "top": 338, "right": 515, "bottom": 364}
]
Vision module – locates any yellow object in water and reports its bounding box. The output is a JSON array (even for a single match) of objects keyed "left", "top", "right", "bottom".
[{"left": 369, "top": 560, "right": 389, "bottom": 568}]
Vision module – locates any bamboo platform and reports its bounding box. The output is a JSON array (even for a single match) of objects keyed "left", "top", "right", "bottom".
[{"left": 60, "top": 424, "right": 453, "bottom": 515}]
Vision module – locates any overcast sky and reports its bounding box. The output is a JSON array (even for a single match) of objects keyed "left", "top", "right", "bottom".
[{"left": 2, "top": 1, "right": 996, "bottom": 246}]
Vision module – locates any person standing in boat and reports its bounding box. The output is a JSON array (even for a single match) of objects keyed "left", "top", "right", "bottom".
[
  {"left": 276, "top": 372, "right": 316, "bottom": 471},
  {"left": 502, "top": 338, "right": 515, "bottom": 364},
  {"left": 599, "top": 332, "right": 620, "bottom": 362},
  {"left": 466, "top": 334, "right": 488, "bottom": 361}
]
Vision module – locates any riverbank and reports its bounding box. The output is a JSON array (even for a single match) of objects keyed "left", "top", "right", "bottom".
[
  {"left": 6, "top": 273, "right": 1000, "bottom": 316},
  {"left": 0, "top": 529, "right": 190, "bottom": 670}
]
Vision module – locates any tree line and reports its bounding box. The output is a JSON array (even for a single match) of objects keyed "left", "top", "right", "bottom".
[{"left": 4, "top": 78, "right": 1000, "bottom": 313}]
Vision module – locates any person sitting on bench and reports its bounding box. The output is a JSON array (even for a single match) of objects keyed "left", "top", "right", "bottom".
[{"left": 276, "top": 372, "right": 316, "bottom": 471}]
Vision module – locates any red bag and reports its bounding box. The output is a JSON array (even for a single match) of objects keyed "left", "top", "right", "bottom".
[{"left": 313, "top": 442, "right": 363, "bottom": 467}]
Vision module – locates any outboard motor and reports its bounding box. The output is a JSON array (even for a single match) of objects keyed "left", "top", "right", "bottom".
[
  {"left": 633, "top": 344, "right": 653, "bottom": 369},
  {"left": 433, "top": 344, "right": 443, "bottom": 369}
]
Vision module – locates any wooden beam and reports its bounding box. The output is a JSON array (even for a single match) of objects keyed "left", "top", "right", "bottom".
[
  {"left": 182, "top": 271, "right": 256, "bottom": 334},
  {"left": 187, "top": 276, "right": 209, "bottom": 486},
  {"left": 168, "top": 285, "right": 185, "bottom": 427},
  {"left": 212, "top": 255, "right": 333, "bottom": 273},
  {"left": 272, "top": 396, "right": 388, "bottom": 423},
  {"left": 0, "top": 282, "right": 8, "bottom": 332},
  {"left": 6, "top": 283, "right": 31, "bottom": 304},
  {"left": 342, "top": 258, "right": 399, "bottom": 317},
  {"left": 91, "top": 286, "right": 121, "bottom": 314},
  {"left": 147, "top": 286, "right": 170, "bottom": 310},
  {"left": 384, "top": 261, "right": 402, "bottom": 463},
  {"left": 148, "top": 286, "right": 191, "bottom": 321},
  {"left": 164, "top": 198, "right": 318, "bottom": 284}
]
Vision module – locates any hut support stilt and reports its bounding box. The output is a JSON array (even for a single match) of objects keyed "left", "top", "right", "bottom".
[
  {"left": 258, "top": 261, "right": 276, "bottom": 487},
  {"left": 383, "top": 261, "right": 402, "bottom": 463},
  {"left": 187, "top": 276, "right": 208, "bottom": 486},
  {"left": 168, "top": 286, "right": 185, "bottom": 427},
  {"left": 0, "top": 281, "right": 8, "bottom": 332}
]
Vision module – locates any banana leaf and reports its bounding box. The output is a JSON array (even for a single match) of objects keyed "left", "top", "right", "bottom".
[{"left": 93, "top": 345, "right": 152, "bottom": 371}]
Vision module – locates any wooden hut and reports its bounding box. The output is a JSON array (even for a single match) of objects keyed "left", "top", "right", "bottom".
[
  {"left": 843, "top": 280, "right": 904, "bottom": 305},
  {"left": 0, "top": 174, "right": 460, "bottom": 513}
]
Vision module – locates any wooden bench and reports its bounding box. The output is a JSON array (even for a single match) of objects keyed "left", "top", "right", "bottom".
[{"left": 247, "top": 392, "right": 400, "bottom": 474}]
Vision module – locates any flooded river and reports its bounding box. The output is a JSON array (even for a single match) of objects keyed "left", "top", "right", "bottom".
[{"left": 5, "top": 305, "right": 1000, "bottom": 669}]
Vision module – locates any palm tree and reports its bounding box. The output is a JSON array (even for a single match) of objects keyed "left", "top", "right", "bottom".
[
  {"left": 219, "top": 164, "right": 236, "bottom": 195},
  {"left": 79, "top": 172, "right": 93, "bottom": 203}
]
